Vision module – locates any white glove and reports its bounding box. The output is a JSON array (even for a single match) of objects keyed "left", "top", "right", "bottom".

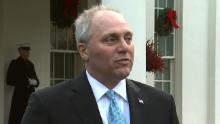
[{"left": 28, "top": 78, "right": 37, "bottom": 86}]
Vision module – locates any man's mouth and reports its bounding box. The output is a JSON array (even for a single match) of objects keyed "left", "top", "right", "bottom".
[{"left": 115, "top": 58, "right": 131, "bottom": 65}]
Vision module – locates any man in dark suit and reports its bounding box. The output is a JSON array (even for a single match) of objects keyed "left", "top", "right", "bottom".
[
  {"left": 7, "top": 44, "right": 39, "bottom": 124},
  {"left": 21, "top": 5, "right": 179, "bottom": 124}
]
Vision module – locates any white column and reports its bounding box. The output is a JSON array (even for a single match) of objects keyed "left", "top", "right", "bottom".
[
  {"left": 182, "top": 0, "right": 209, "bottom": 123},
  {"left": 215, "top": 0, "right": 220, "bottom": 123},
  {"left": 101, "top": 0, "right": 147, "bottom": 83},
  {"left": 145, "top": 0, "right": 156, "bottom": 86}
]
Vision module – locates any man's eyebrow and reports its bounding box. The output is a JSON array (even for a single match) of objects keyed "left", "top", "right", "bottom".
[
  {"left": 102, "top": 29, "right": 133, "bottom": 38},
  {"left": 124, "top": 31, "right": 133, "bottom": 36},
  {"left": 126, "top": 31, "right": 133, "bottom": 34},
  {"left": 103, "top": 33, "right": 118, "bottom": 38}
]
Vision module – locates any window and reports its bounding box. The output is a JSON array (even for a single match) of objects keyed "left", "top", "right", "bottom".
[
  {"left": 50, "top": 0, "right": 101, "bottom": 85},
  {"left": 154, "top": 0, "right": 175, "bottom": 93},
  {"left": 50, "top": 25, "right": 84, "bottom": 85}
]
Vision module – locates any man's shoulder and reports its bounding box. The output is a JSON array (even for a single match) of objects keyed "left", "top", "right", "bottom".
[
  {"left": 36, "top": 79, "right": 73, "bottom": 95},
  {"left": 34, "top": 72, "right": 85, "bottom": 99},
  {"left": 127, "top": 79, "right": 162, "bottom": 92},
  {"left": 32, "top": 79, "right": 75, "bottom": 102},
  {"left": 127, "top": 79, "right": 173, "bottom": 100}
]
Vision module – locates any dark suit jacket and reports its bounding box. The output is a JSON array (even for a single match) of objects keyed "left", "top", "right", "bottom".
[{"left": 21, "top": 71, "right": 179, "bottom": 124}]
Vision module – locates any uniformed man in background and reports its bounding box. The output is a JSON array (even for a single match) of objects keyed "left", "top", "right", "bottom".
[{"left": 6, "top": 43, "right": 39, "bottom": 124}]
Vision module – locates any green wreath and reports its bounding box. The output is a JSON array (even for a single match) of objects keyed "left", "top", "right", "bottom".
[
  {"left": 51, "top": 0, "right": 79, "bottom": 28},
  {"left": 155, "top": 8, "right": 179, "bottom": 36}
]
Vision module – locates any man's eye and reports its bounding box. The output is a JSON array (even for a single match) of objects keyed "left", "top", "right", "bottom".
[
  {"left": 124, "top": 35, "right": 132, "bottom": 43},
  {"left": 105, "top": 36, "right": 117, "bottom": 43}
]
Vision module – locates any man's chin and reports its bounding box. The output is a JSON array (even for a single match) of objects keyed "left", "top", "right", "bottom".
[{"left": 116, "top": 69, "right": 131, "bottom": 79}]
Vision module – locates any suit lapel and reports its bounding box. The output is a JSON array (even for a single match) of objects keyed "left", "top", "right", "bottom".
[
  {"left": 126, "top": 80, "right": 148, "bottom": 124},
  {"left": 69, "top": 71, "right": 103, "bottom": 124}
]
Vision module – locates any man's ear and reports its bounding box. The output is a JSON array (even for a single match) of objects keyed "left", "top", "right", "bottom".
[{"left": 78, "top": 43, "right": 89, "bottom": 61}]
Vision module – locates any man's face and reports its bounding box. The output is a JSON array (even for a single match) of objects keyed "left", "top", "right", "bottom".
[
  {"left": 19, "top": 49, "right": 30, "bottom": 59},
  {"left": 79, "top": 10, "right": 134, "bottom": 84}
]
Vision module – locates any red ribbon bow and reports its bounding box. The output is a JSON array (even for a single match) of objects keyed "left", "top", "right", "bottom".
[
  {"left": 63, "top": 0, "right": 79, "bottom": 19},
  {"left": 167, "top": 9, "right": 180, "bottom": 29}
]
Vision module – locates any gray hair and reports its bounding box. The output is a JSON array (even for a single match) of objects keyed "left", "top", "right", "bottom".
[{"left": 74, "top": 5, "right": 120, "bottom": 45}]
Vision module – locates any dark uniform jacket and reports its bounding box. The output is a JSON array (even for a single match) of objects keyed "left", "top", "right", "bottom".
[
  {"left": 6, "top": 56, "right": 39, "bottom": 124},
  {"left": 21, "top": 71, "right": 179, "bottom": 124}
]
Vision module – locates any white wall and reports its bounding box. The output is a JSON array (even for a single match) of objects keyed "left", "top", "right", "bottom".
[
  {"left": 1, "top": 0, "right": 50, "bottom": 124},
  {"left": 182, "top": 0, "right": 209, "bottom": 123},
  {"left": 102, "top": 0, "right": 147, "bottom": 84}
]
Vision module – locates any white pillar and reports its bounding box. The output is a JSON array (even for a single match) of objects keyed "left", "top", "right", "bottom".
[
  {"left": 101, "top": 0, "right": 147, "bottom": 83},
  {"left": 182, "top": 0, "right": 209, "bottom": 123},
  {"left": 145, "top": 0, "right": 155, "bottom": 87}
]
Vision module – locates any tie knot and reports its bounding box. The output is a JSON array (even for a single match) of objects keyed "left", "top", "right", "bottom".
[{"left": 106, "top": 90, "right": 116, "bottom": 100}]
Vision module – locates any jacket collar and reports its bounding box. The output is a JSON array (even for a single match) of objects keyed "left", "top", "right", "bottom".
[
  {"left": 69, "top": 71, "right": 103, "bottom": 124},
  {"left": 126, "top": 79, "right": 147, "bottom": 124}
]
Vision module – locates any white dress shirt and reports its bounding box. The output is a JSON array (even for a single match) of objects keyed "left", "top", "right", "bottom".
[{"left": 86, "top": 71, "right": 130, "bottom": 124}]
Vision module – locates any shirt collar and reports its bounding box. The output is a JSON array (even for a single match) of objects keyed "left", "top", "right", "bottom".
[{"left": 86, "top": 70, "right": 128, "bottom": 102}]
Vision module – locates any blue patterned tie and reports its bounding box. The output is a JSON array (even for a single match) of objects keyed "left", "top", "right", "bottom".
[{"left": 106, "top": 90, "right": 126, "bottom": 124}]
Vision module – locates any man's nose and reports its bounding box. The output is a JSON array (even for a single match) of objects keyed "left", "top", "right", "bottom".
[{"left": 117, "top": 38, "right": 130, "bottom": 52}]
